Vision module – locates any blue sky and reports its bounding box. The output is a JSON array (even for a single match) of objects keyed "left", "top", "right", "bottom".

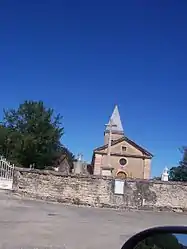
[{"left": 0, "top": 1, "right": 187, "bottom": 177}]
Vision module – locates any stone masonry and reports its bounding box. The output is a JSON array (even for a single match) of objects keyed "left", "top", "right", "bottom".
[{"left": 13, "top": 167, "right": 187, "bottom": 212}]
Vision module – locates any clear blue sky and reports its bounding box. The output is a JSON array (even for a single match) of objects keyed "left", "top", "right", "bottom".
[{"left": 0, "top": 1, "right": 187, "bottom": 177}]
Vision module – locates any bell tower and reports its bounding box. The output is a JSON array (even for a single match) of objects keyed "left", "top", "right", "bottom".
[{"left": 104, "top": 105, "right": 124, "bottom": 145}]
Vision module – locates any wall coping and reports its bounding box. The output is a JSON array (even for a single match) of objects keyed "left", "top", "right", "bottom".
[
  {"left": 14, "top": 167, "right": 114, "bottom": 180},
  {"left": 14, "top": 167, "right": 187, "bottom": 186}
]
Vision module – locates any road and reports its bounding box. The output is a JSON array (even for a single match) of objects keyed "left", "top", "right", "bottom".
[{"left": 0, "top": 190, "right": 186, "bottom": 249}]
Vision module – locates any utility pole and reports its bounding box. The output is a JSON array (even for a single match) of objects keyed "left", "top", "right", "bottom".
[{"left": 105, "top": 119, "right": 117, "bottom": 167}]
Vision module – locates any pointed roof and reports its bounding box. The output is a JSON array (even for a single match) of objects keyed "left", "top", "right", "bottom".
[{"left": 105, "top": 105, "right": 124, "bottom": 133}]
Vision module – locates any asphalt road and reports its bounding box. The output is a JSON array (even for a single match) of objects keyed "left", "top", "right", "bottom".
[{"left": 0, "top": 190, "right": 186, "bottom": 249}]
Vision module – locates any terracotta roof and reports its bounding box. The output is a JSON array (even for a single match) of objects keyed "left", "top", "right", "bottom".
[{"left": 94, "top": 136, "right": 153, "bottom": 157}]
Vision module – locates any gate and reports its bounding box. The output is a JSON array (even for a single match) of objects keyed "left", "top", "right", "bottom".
[{"left": 0, "top": 156, "right": 14, "bottom": 190}]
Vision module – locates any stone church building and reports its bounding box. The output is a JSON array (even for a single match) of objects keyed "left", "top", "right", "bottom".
[{"left": 92, "top": 106, "right": 153, "bottom": 179}]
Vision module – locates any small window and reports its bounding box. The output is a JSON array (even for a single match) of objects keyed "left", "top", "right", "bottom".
[{"left": 121, "top": 146, "right": 127, "bottom": 152}]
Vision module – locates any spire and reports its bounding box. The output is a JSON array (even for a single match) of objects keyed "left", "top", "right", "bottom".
[{"left": 105, "top": 105, "right": 124, "bottom": 134}]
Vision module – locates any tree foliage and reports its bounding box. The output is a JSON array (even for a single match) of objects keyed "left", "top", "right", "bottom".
[
  {"left": 152, "top": 176, "right": 161, "bottom": 181},
  {"left": 169, "top": 147, "right": 187, "bottom": 181},
  {"left": 0, "top": 100, "right": 74, "bottom": 169}
]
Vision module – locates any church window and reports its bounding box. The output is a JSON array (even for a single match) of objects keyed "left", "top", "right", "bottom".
[
  {"left": 121, "top": 146, "right": 127, "bottom": 152},
  {"left": 119, "top": 158, "right": 127, "bottom": 166}
]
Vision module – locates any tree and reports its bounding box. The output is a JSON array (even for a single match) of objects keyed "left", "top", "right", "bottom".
[
  {"left": 169, "top": 147, "right": 187, "bottom": 181},
  {"left": 61, "top": 146, "right": 76, "bottom": 170},
  {"left": 61, "top": 146, "right": 75, "bottom": 163},
  {"left": 1, "top": 100, "right": 65, "bottom": 169},
  {"left": 53, "top": 145, "right": 76, "bottom": 172},
  {"left": 0, "top": 125, "right": 11, "bottom": 157},
  {"left": 0, "top": 125, "right": 20, "bottom": 163},
  {"left": 152, "top": 176, "right": 161, "bottom": 181}
]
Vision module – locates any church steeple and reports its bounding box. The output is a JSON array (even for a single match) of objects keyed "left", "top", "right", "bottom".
[
  {"left": 105, "top": 105, "right": 124, "bottom": 134},
  {"left": 104, "top": 105, "right": 124, "bottom": 144}
]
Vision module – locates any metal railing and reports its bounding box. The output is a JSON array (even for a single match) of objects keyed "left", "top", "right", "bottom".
[{"left": 0, "top": 156, "right": 14, "bottom": 180}]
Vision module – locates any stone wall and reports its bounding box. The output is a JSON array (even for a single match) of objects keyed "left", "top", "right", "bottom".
[{"left": 13, "top": 167, "right": 187, "bottom": 212}]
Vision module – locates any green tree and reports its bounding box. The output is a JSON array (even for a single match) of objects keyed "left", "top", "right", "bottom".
[
  {"left": 61, "top": 146, "right": 76, "bottom": 170},
  {"left": 1, "top": 100, "right": 64, "bottom": 169},
  {"left": 53, "top": 145, "right": 76, "bottom": 172},
  {"left": 152, "top": 176, "right": 161, "bottom": 181},
  {"left": 169, "top": 147, "right": 187, "bottom": 181},
  {"left": 0, "top": 125, "right": 10, "bottom": 157}
]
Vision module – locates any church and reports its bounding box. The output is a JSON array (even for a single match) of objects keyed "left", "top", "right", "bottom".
[{"left": 91, "top": 106, "right": 153, "bottom": 179}]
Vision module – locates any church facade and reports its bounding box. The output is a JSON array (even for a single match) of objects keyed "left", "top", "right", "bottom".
[{"left": 91, "top": 106, "right": 153, "bottom": 179}]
